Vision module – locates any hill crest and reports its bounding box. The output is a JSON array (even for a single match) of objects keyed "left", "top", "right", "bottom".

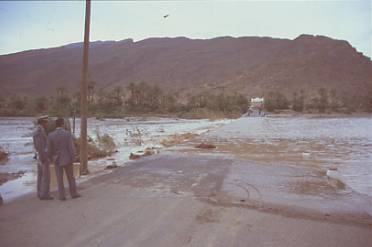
[{"left": 0, "top": 34, "right": 370, "bottom": 99}]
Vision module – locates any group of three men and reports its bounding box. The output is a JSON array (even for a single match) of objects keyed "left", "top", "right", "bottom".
[{"left": 33, "top": 116, "right": 81, "bottom": 201}]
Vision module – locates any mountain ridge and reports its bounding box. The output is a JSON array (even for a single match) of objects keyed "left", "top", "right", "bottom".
[{"left": 0, "top": 34, "right": 371, "bottom": 99}]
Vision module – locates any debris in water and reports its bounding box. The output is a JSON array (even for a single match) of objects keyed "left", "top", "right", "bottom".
[
  {"left": 160, "top": 133, "right": 199, "bottom": 147},
  {"left": 105, "top": 162, "right": 119, "bottom": 170},
  {"left": 144, "top": 147, "right": 158, "bottom": 156},
  {"left": 130, "top": 147, "right": 159, "bottom": 160},
  {"left": 129, "top": 153, "right": 142, "bottom": 160},
  {"left": 328, "top": 165, "right": 338, "bottom": 171},
  {"left": 0, "top": 171, "right": 25, "bottom": 185},
  {"left": 195, "top": 143, "right": 216, "bottom": 149},
  {"left": 0, "top": 146, "right": 9, "bottom": 164}
]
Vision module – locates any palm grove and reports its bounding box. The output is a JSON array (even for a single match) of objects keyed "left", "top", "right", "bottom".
[{"left": 0, "top": 81, "right": 372, "bottom": 118}]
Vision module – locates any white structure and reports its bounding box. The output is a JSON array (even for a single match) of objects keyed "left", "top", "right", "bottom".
[
  {"left": 242, "top": 97, "right": 265, "bottom": 117},
  {"left": 250, "top": 97, "right": 264, "bottom": 109}
]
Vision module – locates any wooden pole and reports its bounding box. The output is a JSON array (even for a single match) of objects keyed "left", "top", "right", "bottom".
[
  {"left": 73, "top": 109, "right": 76, "bottom": 135},
  {"left": 80, "top": 0, "right": 91, "bottom": 175}
]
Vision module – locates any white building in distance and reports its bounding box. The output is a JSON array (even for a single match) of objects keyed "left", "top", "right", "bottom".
[{"left": 250, "top": 97, "right": 264, "bottom": 110}]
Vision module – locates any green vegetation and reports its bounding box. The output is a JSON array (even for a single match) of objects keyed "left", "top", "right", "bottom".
[
  {"left": 292, "top": 90, "right": 305, "bottom": 112},
  {"left": 96, "top": 130, "right": 116, "bottom": 153},
  {"left": 264, "top": 91, "right": 289, "bottom": 112},
  {"left": 1, "top": 82, "right": 371, "bottom": 118},
  {"left": 183, "top": 91, "right": 249, "bottom": 119},
  {"left": 265, "top": 88, "right": 372, "bottom": 113},
  {"left": 74, "top": 132, "right": 116, "bottom": 161},
  {"left": 0, "top": 82, "right": 249, "bottom": 119}
]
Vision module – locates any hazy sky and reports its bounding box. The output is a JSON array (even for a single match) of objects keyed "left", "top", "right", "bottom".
[{"left": 0, "top": 0, "right": 371, "bottom": 57}]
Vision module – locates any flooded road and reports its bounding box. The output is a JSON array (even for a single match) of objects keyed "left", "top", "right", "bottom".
[
  {"left": 1, "top": 116, "right": 371, "bottom": 205},
  {"left": 201, "top": 117, "right": 372, "bottom": 198},
  {"left": 0, "top": 117, "right": 230, "bottom": 202},
  {"left": 1, "top": 115, "right": 371, "bottom": 229}
]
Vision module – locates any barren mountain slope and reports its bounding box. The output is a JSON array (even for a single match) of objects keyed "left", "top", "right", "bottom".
[{"left": 0, "top": 35, "right": 371, "bottom": 97}]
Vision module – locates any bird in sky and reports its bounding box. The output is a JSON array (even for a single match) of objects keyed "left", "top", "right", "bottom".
[{"left": 163, "top": 14, "right": 169, "bottom": 18}]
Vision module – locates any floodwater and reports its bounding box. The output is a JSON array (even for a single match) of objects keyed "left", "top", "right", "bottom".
[
  {"left": 204, "top": 116, "right": 372, "bottom": 198},
  {"left": 1, "top": 116, "right": 371, "bottom": 205},
  {"left": 0, "top": 117, "right": 230, "bottom": 202}
]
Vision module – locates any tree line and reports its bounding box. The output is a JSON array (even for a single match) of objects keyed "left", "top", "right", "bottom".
[
  {"left": 0, "top": 82, "right": 371, "bottom": 118},
  {"left": 264, "top": 88, "right": 372, "bottom": 113},
  {"left": 0, "top": 82, "right": 250, "bottom": 119}
]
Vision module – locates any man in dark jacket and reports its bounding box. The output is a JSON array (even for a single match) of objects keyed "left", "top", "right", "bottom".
[
  {"left": 47, "top": 118, "right": 81, "bottom": 201},
  {"left": 33, "top": 115, "right": 53, "bottom": 200}
]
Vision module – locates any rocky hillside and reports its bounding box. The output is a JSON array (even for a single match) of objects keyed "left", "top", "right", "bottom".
[{"left": 0, "top": 34, "right": 371, "bottom": 98}]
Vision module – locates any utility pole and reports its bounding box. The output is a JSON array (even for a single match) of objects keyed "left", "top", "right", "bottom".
[{"left": 80, "top": 0, "right": 91, "bottom": 175}]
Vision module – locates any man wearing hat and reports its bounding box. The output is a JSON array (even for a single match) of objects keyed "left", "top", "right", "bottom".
[{"left": 32, "top": 115, "right": 53, "bottom": 200}]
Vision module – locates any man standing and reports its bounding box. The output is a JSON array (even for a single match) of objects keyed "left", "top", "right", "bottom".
[
  {"left": 47, "top": 118, "right": 81, "bottom": 201},
  {"left": 33, "top": 115, "right": 53, "bottom": 200}
]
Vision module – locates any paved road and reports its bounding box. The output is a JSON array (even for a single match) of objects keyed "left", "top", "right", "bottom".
[{"left": 1, "top": 153, "right": 371, "bottom": 247}]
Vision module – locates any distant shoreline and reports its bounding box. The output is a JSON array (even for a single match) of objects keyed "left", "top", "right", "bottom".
[
  {"left": 1, "top": 111, "right": 371, "bottom": 120},
  {"left": 265, "top": 111, "right": 372, "bottom": 118}
]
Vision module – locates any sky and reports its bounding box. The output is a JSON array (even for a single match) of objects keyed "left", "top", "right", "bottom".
[{"left": 0, "top": 0, "right": 371, "bottom": 57}]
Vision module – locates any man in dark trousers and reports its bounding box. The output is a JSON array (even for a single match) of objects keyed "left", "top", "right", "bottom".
[
  {"left": 33, "top": 115, "right": 53, "bottom": 200},
  {"left": 47, "top": 118, "right": 81, "bottom": 201}
]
